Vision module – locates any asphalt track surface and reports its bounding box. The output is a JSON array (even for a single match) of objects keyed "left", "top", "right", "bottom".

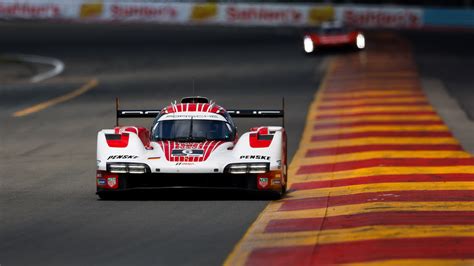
[
  {"left": 0, "top": 23, "right": 323, "bottom": 266},
  {"left": 404, "top": 31, "right": 474, "bottom": 119},
  {"left": 0, "top": 23, "right": 472, "bottom": 266}
]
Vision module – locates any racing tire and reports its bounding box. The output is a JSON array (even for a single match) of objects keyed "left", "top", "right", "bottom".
[
  {"left": 269, "top": 188, "right": 284, "bottom": 200},
  {"left": 97, "top": 191, "right": 117, "bottom": 200}
]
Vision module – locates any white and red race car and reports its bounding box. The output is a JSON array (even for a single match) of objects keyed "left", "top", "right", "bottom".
[
  {"left": 303, "top": 22, "right": 365, "bottom": 53},
  {"left": 96, "top": 96, "right": 287, "bottom": 199}
]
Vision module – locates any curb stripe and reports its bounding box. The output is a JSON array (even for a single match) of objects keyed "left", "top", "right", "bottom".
[
  {"left": 323, "top": 90, "right": 427, "bottom": 97},
  {"left": 318, "top": 101, "right": 430, "bottom": 110},
  {"left": 225, "top": 34, "right": 474, "bottom": 265},
  {"left": 298, "top": 151, "right": 470, "bottom": 164},
  {"left": 311, "top": 126, "right": 449, "bottom": 137},
  {"left": 314, "top": 115, "right": 441, "bottom": 124},
  {"left": 291, "top": 166, "right": 474, "bottom": 182},
  {"left": 297, "top": 158, "right": 474, "bottom": 174},
  {"left": 280, "top": 190, "right": 474, "bottom": 211},
  {"left": 316, "top": 106, "right": 434, "bottom": 116},
  {"left": 265, "top": 211, "right": 474, "bottom": 233},
  {"left": 347, "top": 259, "right": 474, "bottom": 266},
  {"left": 306, "top": 144, "right": 462, "bottom": 156},
  {"left": 269, "top": 202, "right": 474, "bottom": 220},
  {"left": 323, "top": 94, "right": 425, "bottom": 101},
  {"left": 242, "top": 225, "right": 474, "bottom": 247},
  {"left": 324, "top": 87, "right": 420, "bottom": 93},
  {"left": 287, "top": 182, "right": 474, "bottom": 199},
  {"left": 289, "top": 174, "right": 474, "bottom": 190},
  {"left": 313, "top": 120, "right": 444, "bottom": 129},
  {"left": 303, "top": 138, "right": 458, "bottom": 149},
  {"left": 246, "top": 238, "right": 474, "bottom": 265},
  {"left": 316, "top": 111, "right": 437, "bottom": 119},
  {"left": 311, "top": 131, "right": 452, "bottom": 141}
]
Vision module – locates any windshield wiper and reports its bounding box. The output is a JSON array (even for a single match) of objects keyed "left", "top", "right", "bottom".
[{"left": 188, "top": 116, "right": 194, "bottom": 139}]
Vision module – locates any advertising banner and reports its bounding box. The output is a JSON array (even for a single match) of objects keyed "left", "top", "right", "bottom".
[
  {"left": 12, "top": 1, "right": 474, "bottom": 30},
  {"left": 101, "top": 2, "right": 191, "bottom": 23},
  {"left": 189, "top": 3, "right": 218, "bottom": 22},
  {"left": 188, "top": 3, "right": 334, "bottom": 27},
  {"left": 0, "top": 0, "right": 78, "bottom": 19},
  {"left": 219, "top": 4, "right": 307, "bottom": 26},
  {"left": 337, "top": 6, "right": 423, "bottom": 29}
]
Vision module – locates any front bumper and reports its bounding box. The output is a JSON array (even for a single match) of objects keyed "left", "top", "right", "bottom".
[{"left": 96, "top": 172, "right": 283, "bottom": 193}]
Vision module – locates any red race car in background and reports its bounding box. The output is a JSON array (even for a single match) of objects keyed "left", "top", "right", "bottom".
[{"left": 303, "top": 22, "right": 365, "bottom": 54}]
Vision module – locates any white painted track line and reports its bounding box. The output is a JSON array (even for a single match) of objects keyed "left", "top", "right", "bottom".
[{"left": 1, "top": 53, "right": 65, "bottom": 83}]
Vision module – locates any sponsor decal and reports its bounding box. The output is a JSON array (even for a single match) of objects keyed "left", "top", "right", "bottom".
[
  {"left": 97, "top": 178, "right": 106, "bottom": 186},
  {"left": 110, "top": 4, "right": 177, "bottom": 20},
  {"left": 258, "top": 177, "right": 269, "bottom": 188},
  {"left": 0, "top": 2, "right": 61, "bottom": 18},
  {"left": 107, "top": 177, "right": 118, "bottom": 189},
  {"left": 341, "top": 7, "right": 422, "bottom": 29},
  {"left": 161, "top": 114, "right": 223, "bottom": 120},
  {"left": 271, "top": 179, "right": 281, "bottom": 185},
  {"left": 308, "top": 6, "right": 334, "bottom": 25},
  {"left": 80, "top": 3, "right": 103, "bottom": 18},
  {"left": 240, "top": 155, "right": 271, "bottom": 160},
  {"left": 107, "top": 155, "right": 138, "bottom": 160},
  {"left": 172, "top": 149, "right": 204, "bottom": 157},
  {"left": 191, "top": 3, "right": 217, "bottom": 21},
  {"left": 176, "top": 162, "right": 195, "bottom": 166},
  {"left": 105, "top": 133, "right": 129, "bottom": 148},
  {"left": 226, "top": 5, "right": 303, "bottom": 24},
  {"left": 159, "top": 140, "right": 224, "bottom": 162}
]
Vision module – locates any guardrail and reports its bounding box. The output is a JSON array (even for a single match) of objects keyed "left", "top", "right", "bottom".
[{"left": 0, "top": 1, "right": 472, "bottom": 29}]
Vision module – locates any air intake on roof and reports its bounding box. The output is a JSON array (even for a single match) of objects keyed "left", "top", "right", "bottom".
[{"left": 180, "top": 96, "right": 210, "bottom": 104}]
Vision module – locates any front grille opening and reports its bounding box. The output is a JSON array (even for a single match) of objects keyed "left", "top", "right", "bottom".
[{"left": 122, "top": 173, "right": 257, "bottom": 190}]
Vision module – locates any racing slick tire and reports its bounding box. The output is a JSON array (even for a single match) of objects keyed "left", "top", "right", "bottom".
[{"left": 97, "top": 191, "right": 112, "bottom": 200}]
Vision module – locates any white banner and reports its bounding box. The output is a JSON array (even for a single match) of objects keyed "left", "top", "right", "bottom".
[
  {"left": 0, "top": 1, "right": 78, "bottom": 19},
  {"left": 218, "top": 4, "right": 307, "bottom": 26},
  {"left": 102, "top": 2, "right": 191, "bottom": 23},
  {"left": 186, "top": 3, "right": 334, "bottom": 26},
  {"left": 0, "top": 1, "right": 425, "bottom": 29}
]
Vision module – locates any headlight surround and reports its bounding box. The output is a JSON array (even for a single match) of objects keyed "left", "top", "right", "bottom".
[
  {"left": 356, "top": 33, "right": 365, "bottom": 49},
  {"left": 107, "top": 163, "right": 148, "bottom": 174},
  {"left": 303, "top": 36, "right": 314, "bottom": 53},
  {"left": 226, "top": 163, "right": 270, "bottom": 174}
]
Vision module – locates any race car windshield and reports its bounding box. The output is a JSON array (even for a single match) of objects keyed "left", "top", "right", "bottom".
[
  {"left": 152, "top": 119, "right": 234, "bottom": 142},
  {"left": 319, "top": 28, "right": 349, "bottom": 35}
]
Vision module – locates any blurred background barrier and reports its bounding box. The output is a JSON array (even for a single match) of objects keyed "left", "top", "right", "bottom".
[
  {"left": 0, "top": 0, "right": 472, "bottom": 29},
  {"left": 424, "top": 8, "right": 474, "bottom": 28},
  {"left": 336, "top": 6, "right": 423, "bottom": 29}
]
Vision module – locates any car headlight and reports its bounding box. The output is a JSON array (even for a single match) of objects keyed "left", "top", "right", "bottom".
[
  {"left": 107, "top": 163, "right": 148, "bottom": 174},
  {"left": 226, "top": 163, "right": 270, "bottom": 174},
  {"left": 109, "top": 164, "right": 128, "bottom": 173},
  {"left": 356, "top": 33, "right": 365, "bottom": 49},
  {"left": 304, "top": 36, "right": 314, "bottom": 53}
]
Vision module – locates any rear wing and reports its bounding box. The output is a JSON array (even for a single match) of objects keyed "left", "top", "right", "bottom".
[
  {"left": 226, "top": 110, "right": 283, "bottom": 118},
  {"left": 115, "top": 98, "right": 285, "bottom": 127}
]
